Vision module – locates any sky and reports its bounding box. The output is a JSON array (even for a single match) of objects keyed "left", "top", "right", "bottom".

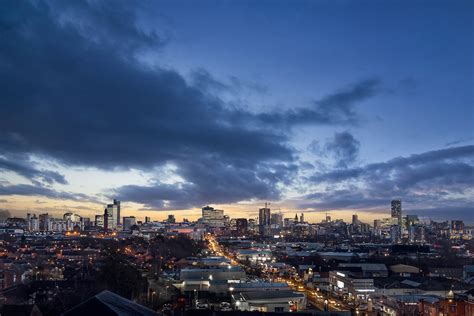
[{"left": 0, "top": 0, "right": 473, "bottom": 224}]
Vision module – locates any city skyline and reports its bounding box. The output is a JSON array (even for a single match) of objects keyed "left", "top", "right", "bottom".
[
  {"left": 0, "top": 1, "right": 473, "bottom": 223},
  {"left": 8, "top": 198, "right": 473, "bottom": 227}
]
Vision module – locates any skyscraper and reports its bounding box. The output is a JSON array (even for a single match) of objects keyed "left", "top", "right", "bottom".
[
  {"left": 259, "top": 206, "right": 271, "bottom": 226},
  {"left": 258, "top": 204, "right": 271, "bottom": 236},
  {"left": 235, "top": 218, "right": 248, "bottom": 236},
  {"left": 270, "top": 213, "right": 283, "bottom": 227},
  {"left": 105, "top": 200, "right": 120, "bottom": 229},
  {"left": 352, "top": 214, "right": 359, "bottom": 225},
  {"left": 391, "top": 199, "right": 402, "bottom": 225}
]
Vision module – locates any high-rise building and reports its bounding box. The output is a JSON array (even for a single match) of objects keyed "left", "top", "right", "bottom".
[
  {"left": 145, "top": 216, "right": 151, "bottom": 223},
  {"left": 95, "top": 215, "right": 104, "bottom": 228},
  {"left": 123, "top": 216, "right": 137, "bottom": 231},
  {"left": 235, "top": 218, "right": 248, "bottom": 236},
  {"left": 390, "top": 225, "right": 401, "bottom": 244},
  {"left": 80, "top": 217, "right": 91, "bottom": 230},
  {"left": 451, "top": 220, "right": 465, "bottom": 233},
  {"left": 259, "top": 205, "right": 271, "bottom": 226},
  {"left": 26, "top": 213, "right": 31, "bottom": 231},
  {"left": 167, "top": 214, "right": 176, "bottom": 224},
  {"left": 202, "top": 206, "right": 225, "bottom": 227},
  {"left": 39, "top": 213, "right": 51, "bottom": 232},
  {"left": 258, "top": 205, "right": 271, "bottom": 236},
  {"left": 391, "top": 199, "right": 402, "bottom": 225},
  {"left": 27, "top": 214, "right": 39, "bottom": 232},
  {"left": 270, "top": 213, "right": 283, "bottom": 227},
  {"left": 300, "top": 213, "right": 304, "bottom": 223},
  {"left": 373, "top": 219, "right": 381, "bottom": 229},
  {"left": 409, "top": 225, "right": 425, "bottom": 244},
  {"left": 406, "top": 215, "right": 419, "bottom": 227},
  {"left": 64, "top": 212, "right": 81, "bottom": 223},
  {"left": 105, "top": 200, "right": 120, "bottom": 229},
  {"left": 352, "top": 214, "right": 359, "bottom": 225},
  {"left": 104, "top": 207, "right": 114, "bottom": 231}
]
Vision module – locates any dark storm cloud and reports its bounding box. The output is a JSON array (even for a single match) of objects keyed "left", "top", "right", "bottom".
[
  {"left": 312, "top": 145, "right": 474, "bottom": 184},
  {"left": 325, "top": 131, "right": 360, "bottom": 168},
  {"left": 256, "top": 79, "right": 381, "bottom": 126},
  {"left": 0, "top": 155, "right": 67, "bottom": 185},
  {"left": 190, "top": 69, "right": 231, "bottom": 93},
  {"left": 407, "top": 207, "right": 474, "bottom": 222},
  {"left": 299, "top": 189, "right": 388, "bottom": 210},
  {"left": 1, "top": 0, "right": 337, "bottom": 209},
  {"left": 114, "top": 159, "right": 297, "bottom": 209},
  {"left": 302, "top": 145, "right": 474, "bottom": 212},
  {"left": 444, "top": 137, "right": 474, "bottom": 147},
  {"left": 190, "top": 69, "right": 268, "bottom": 97},
  {"left": 0, "top": 184, "right": 97, "bottom": 203}
]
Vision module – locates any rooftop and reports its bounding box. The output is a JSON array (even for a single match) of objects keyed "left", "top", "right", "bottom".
[
  {"left": 240, "top": 290, "right": 305, "bottom": 301},
  {"left": 63, "top": 290, "right": 157, "bottom": 316}
]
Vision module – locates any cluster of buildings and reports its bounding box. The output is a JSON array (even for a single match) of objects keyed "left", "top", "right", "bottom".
[
  {"left": 0, "top": 198, "right": 472, "bottom": 315},
  {"left": 172, "top": 250, "right": 308, "bottom": 313}
]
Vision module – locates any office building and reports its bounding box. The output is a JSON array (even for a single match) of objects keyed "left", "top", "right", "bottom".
[
  {"left": 95, "top": 215, "right": 104, "bottom": 228},
  {"left": 390, "top": 225, "right": 401, "bottom": 243},
  {"left": 39, "top": 213, "right": 51, "bottom": 232},
  {"left": 270, "top": 213, "right": 283, "bottom": 227},
  {"left": 104, "top": 207, "right": 114, "bottom": 231},
  {"left": 28, "top": 214, "right": 39, "bottom": 232},
  {"left": 391, "top": 199, "right": 402, "bottom": 225},
  {"left": 202, "top": 206, "right": 225, "bottom": 227},
  {"left": 258, "top": 205, "right": 271, "bottom": 236},
  {"left": 105, "top": 200, "right": 120, "bottom": 229},
  {"left": 259, "top": 205, "right": 271, "bottom": 226},
  {"left": 236, "top": 218, "right": 248, "bottom": 235},
  {"left": 451, "top": 220, "right": 465, "bottom": 233},
  {"left": 406, "top": 214, "right": 419, "bottom": 227},
  {"left": 408, "top": 225, "right": 425, "bottom": 244},
  {"left": 352, "top": 214, "right": 359, "bottom": 225},
  {"left": 64, "top": 212, "right": 81, "bottom": 223},
  {"left": 123, "top": 216, "right": 137, "bottom": 231},
  {"left": 167, "top": 214, "right": 176, "bottom": 224}
]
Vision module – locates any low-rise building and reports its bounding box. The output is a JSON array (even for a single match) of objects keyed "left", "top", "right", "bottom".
[
  {"left": 329, "top": 270, "right": 375, "bottom": 300},
  {"left": 231, "top": 290, "right": 306, "bottom": 312}
]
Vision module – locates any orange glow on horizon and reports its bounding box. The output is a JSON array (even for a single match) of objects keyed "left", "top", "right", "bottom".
[{"left": 1, "top": 195, "right": 391, "bottom": 224}]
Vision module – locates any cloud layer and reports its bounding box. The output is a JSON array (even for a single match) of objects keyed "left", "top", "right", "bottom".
[
  {"left": 302, "top": 145, "right": 474, "bottom": 213},
  {"left": 0, "top": 1, "right": 471, "bottom": 220},
  {"left": 0, "top": 1, "right": 380, "bottom": 209}
]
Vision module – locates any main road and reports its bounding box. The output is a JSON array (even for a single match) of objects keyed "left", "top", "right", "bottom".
[{"left": 205, "top": 234, "right": 350, "bottom": 312}]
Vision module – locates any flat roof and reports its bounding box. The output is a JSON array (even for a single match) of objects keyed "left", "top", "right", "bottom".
[
  {"left": 233, "top": 282, "right": 289, "bottom": 289},
  {"left": 240, "top": 290, "right": 304, "bottom": 301}
]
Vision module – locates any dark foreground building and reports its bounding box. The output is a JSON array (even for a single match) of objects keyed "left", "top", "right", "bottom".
[{"left": 63, "top": 290, "right": 157, "bottom": 316}]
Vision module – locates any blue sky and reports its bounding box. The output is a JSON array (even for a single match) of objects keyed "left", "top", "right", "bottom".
[{"left": 0, "top": 0, "right": 472, "bottom": 222}]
